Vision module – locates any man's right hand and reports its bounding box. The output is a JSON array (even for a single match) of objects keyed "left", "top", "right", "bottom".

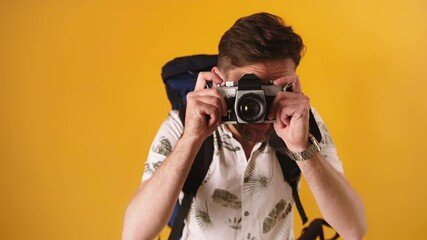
[{"left": 183, "top": 71, "right": 227, "bottom": 141}]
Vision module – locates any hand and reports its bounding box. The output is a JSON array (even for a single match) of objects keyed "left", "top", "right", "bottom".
[
  {"left": 268, "top": 75, "right": 311, "bottom": 152},
  {"left": 183, "top": 71, "right": 227, "bottom": 140}
]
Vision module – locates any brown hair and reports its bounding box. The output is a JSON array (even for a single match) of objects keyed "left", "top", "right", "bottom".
[{"left": 218, "top": 12, "right": 305, "bottom": 74}]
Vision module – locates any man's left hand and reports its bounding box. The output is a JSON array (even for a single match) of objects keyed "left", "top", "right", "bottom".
[{"left": 268, "top": 75, "right": 311, "bottom": 152}]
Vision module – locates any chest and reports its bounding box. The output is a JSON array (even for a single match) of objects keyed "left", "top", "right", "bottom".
[{"left": 184, "top": 136, "right": 295, "bottom": 239}]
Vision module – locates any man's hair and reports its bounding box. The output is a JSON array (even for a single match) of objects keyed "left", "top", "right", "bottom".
[{"left": 218, "top": 12, "right": 305, "bottom": 74}]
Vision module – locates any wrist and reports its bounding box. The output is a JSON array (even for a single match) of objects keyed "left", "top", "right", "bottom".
[
  {"left": 286, "top": 140, "right": 310, "bottom": 153},
  {"left": 285, "top": 134, "right": 321, "bottom": 161},
  {"left": 171, "top": 137, "right": 203, "bottom": 164},
  {"left": 179, "top": 133, "right": 204, "bottom": 150},
  {"left": 180, "top": 132, "right": 202, "bottom": 142}
]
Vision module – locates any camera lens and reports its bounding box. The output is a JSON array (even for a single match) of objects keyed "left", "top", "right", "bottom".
[{"left": 236, "top": 93, "right": 265, "bottom": 123}]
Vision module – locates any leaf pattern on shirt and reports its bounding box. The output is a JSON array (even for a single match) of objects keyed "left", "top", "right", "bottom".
[
  {"left": 317, "top": 121, "right": 334, "bottom": 145},
  {"left": 211, "top": 189, "right": 242, "bottom": 209},
  {"left": 243, "top": 160, "right": 273, "bottom": 197},
  {"left": 263, "top": 199, "right": 291, "bottom": 233},
  {"left": 218, "top": 133, "right": 240, "bottom": 152},
  {"left": 144, "top": 161, "right": 162, "bottom": 174},
  {"left": 194, "top": 198, "right": 213, "bottom": 232},
  {"left": 151, "top": 136, "right": 172, "bottom": 156},
  {"left": 246, "top": 233, "right": 257, "bottom": 240},
  {"left": 277, "top": 210, "right": 293, "bottom": 240},
  {"left": 226, "top": 217, "right": 242, "bottom": 230},
  {"left": 278, "top": 202, "right": 292, "bottom": 221}
]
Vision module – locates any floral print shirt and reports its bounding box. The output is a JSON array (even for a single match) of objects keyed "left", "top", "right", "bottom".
[{"left": 142, "top": 108, "right": 343, "bottom": 240}]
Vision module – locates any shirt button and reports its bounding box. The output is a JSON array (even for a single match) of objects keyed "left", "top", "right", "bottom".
[
  {"left": 244, "top": 211, "right": 249, "bottom": 216},
  {"left": 244, "top": 177, "right": 249, "bottom": 183}
]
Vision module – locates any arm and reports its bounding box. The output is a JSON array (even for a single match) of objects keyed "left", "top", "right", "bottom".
[
  {"left": 122, "top": 135, "right": 203, "bottom": 240},
  {"left": 269, "top": 75, "right": 367, "bottom": 240},
  {"left": 297, "top": 153, "right": 367, "bottom": 240},
  {"left": 122, "top": 72, "right": 226, "bottom": 240}
]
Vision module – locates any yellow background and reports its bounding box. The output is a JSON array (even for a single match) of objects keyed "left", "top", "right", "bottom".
[{"left": 1, "top": 1, "right": 426, "bottom": 239}]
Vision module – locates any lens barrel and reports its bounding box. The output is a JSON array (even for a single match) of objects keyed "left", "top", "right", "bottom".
[{"left": 236, "top": 93, "right": 266, "bottom": 123}]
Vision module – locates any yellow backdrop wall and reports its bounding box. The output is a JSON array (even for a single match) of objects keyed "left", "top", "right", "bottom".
[{"left": 1, "top": 1, "right": 426, "bottom": 239}]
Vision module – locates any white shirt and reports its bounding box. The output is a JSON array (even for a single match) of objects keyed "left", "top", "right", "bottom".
[{"left": 142, "top": 108, "right": 343, "bottom": 240}]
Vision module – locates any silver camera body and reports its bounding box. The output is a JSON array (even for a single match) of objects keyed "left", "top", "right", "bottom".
[{"left": 217, "top": 74, "right": 288, "bottom": 124}]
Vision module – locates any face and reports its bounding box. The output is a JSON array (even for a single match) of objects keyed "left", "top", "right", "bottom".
[{"left": 217, "top": 58, "right": 296, "bottom": 144}]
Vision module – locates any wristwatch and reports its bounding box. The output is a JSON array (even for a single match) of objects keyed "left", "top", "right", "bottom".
[{"left": 286, "top": 134, "right": 321, "bottom": 161}]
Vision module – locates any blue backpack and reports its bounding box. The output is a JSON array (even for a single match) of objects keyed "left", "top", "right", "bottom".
[{"left": 161, "top": 54, "right": 338, "bottom": 240}]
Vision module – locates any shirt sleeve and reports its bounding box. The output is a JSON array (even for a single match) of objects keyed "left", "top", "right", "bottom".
[
  {"left": 142, "top": 110, "right": 184, "bottom": 181},
  {"left": 311, "top": 107, "right": 344, "bottom": 173}
]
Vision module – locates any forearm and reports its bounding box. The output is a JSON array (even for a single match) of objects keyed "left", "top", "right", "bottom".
[
  {"left": 122, "top": 136, "right": 203, "bottom": 240},
  {"left": 297, "top": 154, "right": 367, "bottom": 240}
]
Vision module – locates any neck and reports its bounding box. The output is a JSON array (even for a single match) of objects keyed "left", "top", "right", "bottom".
[
  {"left": 240, "top": 140, "right": 256, "bottom": 160},
  {"left": 226, "top": 124, "right": 256, "bottom": 160}
]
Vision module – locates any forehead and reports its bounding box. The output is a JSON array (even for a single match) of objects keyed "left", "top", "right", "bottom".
[{"left": 226, "top": 58, "right": 296, "bottom": 82}]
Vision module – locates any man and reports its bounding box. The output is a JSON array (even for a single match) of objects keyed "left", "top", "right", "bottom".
[{"left": 123, "top": 12, "right": 367, "bottom": 240}]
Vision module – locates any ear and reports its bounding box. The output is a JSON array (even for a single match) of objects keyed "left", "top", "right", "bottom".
[{"left": 211, "top": 66, "right": 225, "bottom": 81}]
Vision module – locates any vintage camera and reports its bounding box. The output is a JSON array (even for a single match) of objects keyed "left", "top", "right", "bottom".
[{"left": 217, "top": 74, "right": 290, "bottom": 124}]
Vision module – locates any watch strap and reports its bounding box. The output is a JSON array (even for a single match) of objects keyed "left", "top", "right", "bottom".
[{"left": 286, "top": 134, "right": 321, "bottom": 161}]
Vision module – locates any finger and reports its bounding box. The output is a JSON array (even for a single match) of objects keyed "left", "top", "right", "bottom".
[
  {"left": 280, "top": 101, "right": 310, "bottom": 122},
  {"left": 276, "top": 106, "right": 290, "bottom": 127},
  {"left": 212, "top": 88, "right": 228, "bottom": 116},
  {"left": 291, "top": 75, "right": 302, "bottom": 94},
  {"left": 276, "top": 106, "right": 302, "bottom": 128},
  {"left": 192, "top": 88, "right": 228, "bottom": 116},
  {"left": 193, "top": 95, "right": 224, "bottom": 121},
  {"left": 273, "top": 75, "right": 297, "bottom": 89},
  {"left": 188, "top": 90, "right": 224, "bottom": 119},
  {"left": 268, "top": 91, "right": 289, "bottom": 120},
  {"left": 278, "top": 94, "right": 310, "bottom": 108},
  {"left": 273, "top": 75, "right": 303, "bottom": 94},
  {"left": 194, "top": 72, "right": 209, "bottom": 90},
  {"left": 190, "top": 98, "right": 221, "bottom": 126},
  {"left": 268, "top": 93, "right": 310, "bottom": 120},
  {"left": 194, "top": 72, "right": 224, "bottom": 91},
  {"left": 201, "top": 101, "right": 223, "bottom": 128},
  {"left": 210, "top": 69, "right": 224, "bottom": 86}
]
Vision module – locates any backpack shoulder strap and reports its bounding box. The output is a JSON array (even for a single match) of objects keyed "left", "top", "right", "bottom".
[
  {"left": 276, "top": 151, "right": 308, "bottom": 224},
  {"left": 297, "top": 218, "right": 340, "bottom": 240},
  {"left": 270, "top": 109, "right": 322, "bottom": 225},
  {"left": 182, "top": 134, "right": 214, "bottom": 195},
  {"left": 178, "top": 106, "right": 214, "bottom": 195},
  {"left": 168, "top": 109, "right": 215, "bottom": 240}
]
